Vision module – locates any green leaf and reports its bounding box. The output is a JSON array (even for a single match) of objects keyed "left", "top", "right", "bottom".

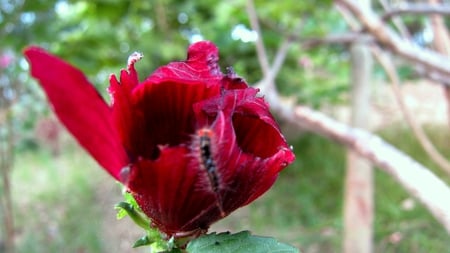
[
  {"left": 132, "top": 233, "right": 180, "bottom": 252},
  {"left": 123, "top": 190, "right": 140, "bottom": 210},
  {"left": 186, "top": 231, "right": 299, "bottom": 253},
  {"left": 116, "top": 207, "right": 127, "bottom": 219},
  {"left": 133, "top": 235, "right": 152, "bottom": 248},
  {"left": 114, "top": 202, "right": 149, "bottom": 229}
]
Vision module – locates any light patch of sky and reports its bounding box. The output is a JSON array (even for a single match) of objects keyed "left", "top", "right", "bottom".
[
  {"left": 178, "top": 12, "right": 188, "bottom": 24},
  {"left": 140, "top": 18, "right": 154, "bottom": 32},
  {"left": 182, "top": 27, "right": 204, "bottom": 44},
  {"left": 19, "top": 57, "right": 29, "bottom": 71},
  {"left": 231, "top": 24, "right": 257, "bottom": 43},
  {"left": 190, "top": 34, "right": 204, "bottom": 43},
  {"left": 0, "top": 0, "right": 15, "bottom": 14},
  {"left": 55, "top": 0, "right": 87, "bottom": 20},
  {"left": 55, "top": 0, "right": 70, "bottom": 17},
  {"left": 421, "top": 25, "right": 434, "bottom": 44},
  {"left": 20, "top": 12, "right": 35, "bottom": 25}
]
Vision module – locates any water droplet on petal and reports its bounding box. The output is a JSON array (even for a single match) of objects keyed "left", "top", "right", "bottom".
[{"left": 120, "top": 165, "right": 131, "bottom": 184}]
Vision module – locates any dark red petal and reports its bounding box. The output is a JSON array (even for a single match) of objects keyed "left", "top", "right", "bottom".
[
  {"left": 231, "top": 93, "right": 288, "bottom": 159},
  {"left": 242, "top": 147, "right": 295, "bottom": 204},
  {"left": 194, "top": 89, "right": 295, "bottom": 214},
  {"left": 24, "top": 46, "right": 128, "bottom": 180},
  {"left": 125, "top": 81, "right": 220, "bottom": 160},
  {"left": 221, "top": 69, "right": 249, "bottom": 90},
  {"left": 211, "top": 112, "right": 294, "bottom": 211},
  {"left": 195, "top": 87, "right": 291, "bottom": 159},
  {"left": 127, "top": 146, "right": 222, "bottom": 236},
  {"left": 117, "top": 42, "right": 225, "bottom": 160},
  {"left": 108, "top": 61, "right": 140, "bottom": 156},
  {"left": 145, "top": 41, "right": 222, "bottom": 84}
]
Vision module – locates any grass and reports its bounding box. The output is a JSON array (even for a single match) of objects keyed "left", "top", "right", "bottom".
[
  {"left": 8, "top": 125, "right": 450, "bottom": 252},
  {"left": 12, "top": 145, "right": 106, "bottom": 253}
]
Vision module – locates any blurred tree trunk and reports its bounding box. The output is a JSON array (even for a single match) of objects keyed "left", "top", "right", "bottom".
[
  {"left": 0, "top": 108, "right": 15, "bottom": 253},
  {"left": 343, "top": 0, "right": 374, "bottom": 251},
  {"left": 429, "top": 0, "right": 450, "bottom": 129}
]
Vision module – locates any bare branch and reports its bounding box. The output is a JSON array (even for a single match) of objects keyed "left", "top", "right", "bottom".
[
  {"left": 262, "top": 38, "right": 292, "bottom": 91},
  {"left": 259, "top": 71, "right": 450, "bottom": 233},
  {"left": 378, "top": 0, "right": 411, "bottom": 38},
  {"left": 246, "top": 0, "right": 270, "bottom": 77},
  {"left": 428, "top": 0, "right": 450, "bottom": 130},
  {"left": 289, "top": 105, "right": 450, "bottom": 234},
  {"left": 382, "top": 3, "right": 450, "bottom": 21},
  {"left": 335, "top": 0, "right": 450, "bottom": 86},
  {"left": 336, "top": 0, "right": 450, "bottom": 175},
  {"left": 302, "top": 33, "right": 374, "bottom": 48},
  {"left": 255, "top": 37, "right": 292, "bottom": 100},
  {"left": 372, "top": 46, "right": 450, "bottom": 175}
]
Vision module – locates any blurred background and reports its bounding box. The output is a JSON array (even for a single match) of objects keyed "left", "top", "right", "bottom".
[{"left": 1, "top": 0, "right": 450, "bottom": 252}]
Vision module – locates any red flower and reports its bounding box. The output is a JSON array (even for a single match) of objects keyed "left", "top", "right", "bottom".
[{"left": 24, "top": 41, "right": 295, "bottom": 237}]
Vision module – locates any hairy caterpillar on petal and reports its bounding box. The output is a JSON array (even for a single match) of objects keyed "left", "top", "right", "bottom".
[{"left": 196, "top": 128, "right": 225, "bottom": 217}]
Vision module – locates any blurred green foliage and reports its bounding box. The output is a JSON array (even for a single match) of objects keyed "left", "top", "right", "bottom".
[
  {"left": 2, "top": 0, "right": 347, "bottom": 100},
  {"left": 2, "top": 0, "right": 352, "bottom": 152}
]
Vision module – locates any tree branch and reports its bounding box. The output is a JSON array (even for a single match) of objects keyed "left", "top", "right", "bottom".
[
  {"left": 372, "top": 46, "right": 450, "bottom": 175},
  {"left": 302, "top": 33, "right": 374, "bottom": 48},
  {"left": 378, "top": 0, "right": 411, "bottom": 38},
  {"left": 335, "top": 0, "right": 450, "bottom": 86},
  {"left": 290, "top": 105, "right": 450, "bottom": 234},
  {"left": 258, "top": 78, "right": 450, "bottom": 234},
  {"left": 247, "top": 0, "right": 450, "bottom": 233},
  {"left": 246, "top": 0, "right": 270, "bottom": 77},
  {"left": 382, "top": 3, "right": 450, "bottom": 21},
  {"left": 268, "top": 39, "right": 291, "bottom": 82},
  {"left": 428, "top": 0, "right": 450, "bottom": 136}
]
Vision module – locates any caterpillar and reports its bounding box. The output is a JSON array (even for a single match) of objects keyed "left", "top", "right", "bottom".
[{"left": 197, "top": 128, "right": 225, "bottom": 217}]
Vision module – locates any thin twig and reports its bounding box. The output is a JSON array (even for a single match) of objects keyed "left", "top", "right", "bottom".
[
  {"left": 246, "top": 0, "right": 270, "bottom": 77},
  {"left": 382, "top": 3, "right": 450, "bottom": 21},
  {"left": 262, "top": 38, "right": 292, "bottom": 92},
  {"left": 378, "top": 0, "right": 411, "bottom": 38},
  {"left": 302, "top": 33, "right": 374, "bottom": 48}
]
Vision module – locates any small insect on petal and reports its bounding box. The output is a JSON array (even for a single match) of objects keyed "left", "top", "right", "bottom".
[{"left": 197, "top": 128, "right": 225, "bottom": 217}]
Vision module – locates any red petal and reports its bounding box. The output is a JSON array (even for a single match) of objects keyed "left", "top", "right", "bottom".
[
  {"left": 231, "top": 92, "right": 288, "bottom": 159},
  {"left": 114, "top": 42, "right": 224, "bottom": 160},
  {"left": 128, "top": 146, "right": 222, "bottom": 236},
  {"left": 119, "top": 81, "right": 220, "bottom": 160},
  {"left": 194, "top": 88, "right": 295, "bottom": 213},
  {"left": 108, "top": 65, "right": 139, "bottom": 157},
  {"left": 145, "top": 41, "right": 222, "bottom": 84},
  {"left": 24, "top": 46, "right": 128, "bottom": 180},
  {"left": 195, "top": 87, "right": 291, "bottom": 158}
]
